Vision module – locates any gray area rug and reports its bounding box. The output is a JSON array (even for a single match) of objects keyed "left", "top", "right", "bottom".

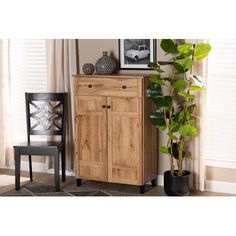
[
  {"left": 0, "top": 172, "right": 166, "bottom": 196},
  {"left": 0, "top": 179, "right": 157, "bottom": 196},
  {"left": 0, "top": 176, "right": 234, "bottom": 196},
  {"left": 0, "top": 182, "right": 110, "bottom": 197}
]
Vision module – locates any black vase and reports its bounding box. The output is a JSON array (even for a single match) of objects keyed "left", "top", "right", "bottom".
[{"left": 164, "top": 170, "right": 191, "bottom": 196}]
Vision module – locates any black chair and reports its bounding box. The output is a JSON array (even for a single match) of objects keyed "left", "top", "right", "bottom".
[{"left": 14, "top": 93, "right": 67, "bottom": 192}]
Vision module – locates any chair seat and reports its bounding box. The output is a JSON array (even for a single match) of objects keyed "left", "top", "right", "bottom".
[
  {"left": 13, "top": 141, "right": 64, "bottom": 156},
  {"left": 14, "top": 141, "right": 64, "bottom": 149}
]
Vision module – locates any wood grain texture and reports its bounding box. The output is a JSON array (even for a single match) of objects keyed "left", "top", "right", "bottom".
[
  {"left": 107, "top": 97, "right": 142, "bottom": 185},
  {"left": 74, "top": 75, "right": 142, "bottom": 98},
  {"left": 74, "top": 95, "right": 107, "bottom": 181},
  {"left": 73, "top": 75, "right": 157, "bottom": 187}
]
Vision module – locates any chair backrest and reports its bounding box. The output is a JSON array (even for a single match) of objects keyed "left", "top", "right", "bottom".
[{"left": 25, "top": 93, "right": 67, "bottom": 142}]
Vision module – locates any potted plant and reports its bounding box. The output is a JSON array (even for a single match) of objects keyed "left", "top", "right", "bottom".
[{"left": 147, "top": 39, "right": 211, "bottom": 196}]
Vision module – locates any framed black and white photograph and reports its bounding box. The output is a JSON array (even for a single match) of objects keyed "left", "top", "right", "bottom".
[{"left": 119, "top": 39, "right": 156, "bottom": 70}]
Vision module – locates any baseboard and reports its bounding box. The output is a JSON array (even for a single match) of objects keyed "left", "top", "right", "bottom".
[
  {"left": 47, "top": 168, "right": 75, "bottom": 176},
  {"left": 157, "top": 174, "right": 164, "bottom": 186},
  {"left": 8, "top": 161, "right": 47, "bottom": 173},
  {"left": 7, "top": 161, "right": 75, "bottom": 176},
  {"left": 205, "top": 180, "right": 236, "bottom": 194}
]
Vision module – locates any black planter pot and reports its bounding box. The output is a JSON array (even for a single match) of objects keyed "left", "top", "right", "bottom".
[{"left": 164, "top": 170, "right": 191, "bottom": 196}]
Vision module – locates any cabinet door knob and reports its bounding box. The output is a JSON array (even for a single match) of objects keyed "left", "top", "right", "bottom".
[
  {"left": 107, "top": 105, "right": 111, "bottom": 109},
  {"left": 88, "top": 84, "right": 93, "bottom": 88},
  {"left": 102, "top": 105, "right": 106, "bottom": 108},
  {"left": 122, "top": 85, "right": 127, "bottom": 89}
]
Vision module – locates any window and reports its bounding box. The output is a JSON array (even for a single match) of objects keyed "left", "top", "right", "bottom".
[
  {"left": 205, "top": 39, "right": 236, "bottom": 168},
  {"left": 8, "top": 39, "right": 48, "bottom": 144}
]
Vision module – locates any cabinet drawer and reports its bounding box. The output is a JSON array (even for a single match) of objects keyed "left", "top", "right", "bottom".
[{"left": 74, "top": 77, "right": 142, "bottom": 97}]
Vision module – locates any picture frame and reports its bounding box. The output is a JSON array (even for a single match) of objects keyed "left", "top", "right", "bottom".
[{"left": 119, "top": 39, "right": 156, "bottom": 70}]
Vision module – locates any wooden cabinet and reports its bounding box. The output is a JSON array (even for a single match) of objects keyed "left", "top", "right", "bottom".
[{"left": 74, "top": 75, "right": 157, "bottom": 192}]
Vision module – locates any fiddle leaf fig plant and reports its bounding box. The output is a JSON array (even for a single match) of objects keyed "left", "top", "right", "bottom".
[{"left": 147, "top": 39, "right": 211, "bottom": 176}]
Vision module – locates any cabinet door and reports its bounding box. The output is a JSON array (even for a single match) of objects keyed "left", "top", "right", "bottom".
[
  {"left": 75, "top": 96, "right": 107, "bottom": 181},
  {"left": 107, "top": 97, "right": 143, "bottom": 185}
]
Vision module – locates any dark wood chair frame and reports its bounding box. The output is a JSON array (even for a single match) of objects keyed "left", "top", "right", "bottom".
[{"left": 14, "top": 93, "right": 67, "bottom": 192}]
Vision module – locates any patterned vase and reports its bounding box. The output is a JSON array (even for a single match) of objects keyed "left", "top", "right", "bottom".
[
  {"left": 82, "top": 63, "right": 95, "bottom": 75},
  {"left": 95, "top": 51, "right": 114, "bottom": 74}
]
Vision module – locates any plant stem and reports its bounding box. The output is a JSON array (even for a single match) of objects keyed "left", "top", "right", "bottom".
[
  {"left": 178, "top": 136, "right": 183, "bottom": 176},
  {"left": 164, "top": 108, "right": 174, "bottom": 175},
  {"left": 169, "top": 68, "right": 176, "bottom": 175}
]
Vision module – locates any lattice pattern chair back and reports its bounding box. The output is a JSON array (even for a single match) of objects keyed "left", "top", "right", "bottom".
[{"left": 25, "top": 93, "right": 67, "bottom": 141}]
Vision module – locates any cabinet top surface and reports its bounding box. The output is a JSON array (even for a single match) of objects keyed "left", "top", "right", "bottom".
[{"left": 73, "top": 74, "right": 146, "bottom": 79}]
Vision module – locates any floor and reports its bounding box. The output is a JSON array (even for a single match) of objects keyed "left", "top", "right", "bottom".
[{"left": 0, "top": 168, "right": 235, "bottom": 196}]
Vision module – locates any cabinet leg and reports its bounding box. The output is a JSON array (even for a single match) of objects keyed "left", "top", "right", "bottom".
[
  {"left": 151, "top": 178, "right": 157, "bottom": 187},
  {"left": 76, "top": 179, "right": 82, "bottom": 186},
  {"left": 140, "top": 185, "right": 145, "bottom": 194}
]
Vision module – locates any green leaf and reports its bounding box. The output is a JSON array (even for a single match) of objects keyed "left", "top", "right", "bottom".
[
  {"left": 173, "top": 110, "right": 184, "bottom": 122},
  {"left": 172, "top": 80, "right": 188, "bottom": 91},
  {"left": 163, "top": 96, "right": 172, "bottom": 107},
  {"left": 169, "top": 120, "right": 179, "bottom": 132},
  {"left": 175, "top": 58, "right": 193, "bottom": 69},
  {"left": 158, "top": 60, "right": 174, "bottom": 65},
  {"left": 165, "top": 105, "right": 174, "bottom": 117},
  {"left": 149, "top": 110, "right": 165, "bottom": 126},
  {"left": 160, "top": 39, "right": 179, "bottom": 54},
  {"left": 194, "top": 43, "right": 211, "bottom": 60},
  {"left": 160, "top": 146, "right": 169, "bottom": 154},
  {"left": 148, "top": 62, "right": 165, "bottom": 73},
  {"left": 186, "top": 111, "right": 191, "bottom": 120},
  {"left": 168, "top": 133, "right": 178, "bottom": 140},
  {"left": 188, "top": 119, "right": 195, "bottom": 126},
  {"left": 177, "top": 43, "right": 193, "bottom": 56},
  {"left": 155, "top": 98, "right": 166, "bottom": 107},
  {"left": 179, "top": 124, "right": 197, "bottom": 137},
  {"left": 189, "top": 85, "right": 205, "bottom": 91},
  {"left": 151, "top": 96, "right": 172, "bottom": 109},
  {"left": 148, "top": 75, "right": 166, "bottom": 86},
  {"left": 147, "top": 83, "right": 163, "bottom": 105},
  {"left": 171, "top": 143, "right": 186, "bottom": 159},
  {"left": 178, "top": 91, "right": 195, "bottom": 100},
  {"left": 173, "top": 62, "right": 185, "bottom": 74},
  {"left": 172, "top": 143, "right": 179, "bottom": 159},
  {"left": 156, "top": 124, "right": 167, "bottom": 131}
]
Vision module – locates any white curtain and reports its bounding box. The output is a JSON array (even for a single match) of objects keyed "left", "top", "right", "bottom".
[
  {"left": 191, "top": 39, "right": 209, "bottom": 191},
  {"left": 46, "top": 39, "right": 78, "bottom": 172},
  {"left": 0, "top": 40, "right": 14, "bottom": 167},
  {"left": 192, "top": 59, "right": 208, "bottom": 191}
]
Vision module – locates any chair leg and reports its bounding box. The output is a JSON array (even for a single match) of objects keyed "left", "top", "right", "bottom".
[
  {"left": 76, "top": 179, "right": 82, "bottom": 186},
  {"left": 54, "top": 150, "right": 60, "bottom": 192},
  {"left": 14, "top": 148, "right": 21, "bottom": 191},
  {"left": 29, "top": 155, "right": 33, "bottom": 181},
  {"left": 61, "top": 148, "right": 66, "bottom": 182}
]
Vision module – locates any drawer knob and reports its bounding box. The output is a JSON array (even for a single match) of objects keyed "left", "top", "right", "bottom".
[
  {"left": 107, "top": 105, "right": 111, "bottom": 109},
  {"left": 122, "top": 85, "right": 127, "bottom": 89},
  {"left": 88, "top": 84, "right": 93, "bottom": 88},
  {"left": 102, "top": 105, "right": 106, "bottom": 108}
]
